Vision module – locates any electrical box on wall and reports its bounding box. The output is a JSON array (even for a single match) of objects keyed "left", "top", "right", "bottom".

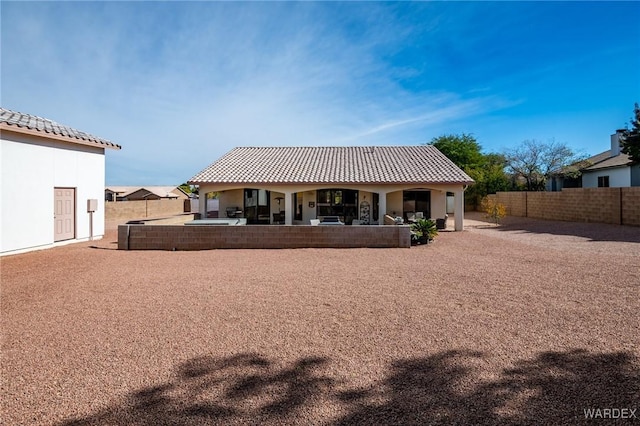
[{"left": 87, "top": 199, "right": 98, "bottom": 212}]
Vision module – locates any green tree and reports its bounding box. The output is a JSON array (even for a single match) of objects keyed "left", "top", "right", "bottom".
[
  {"left": 179, "top": 183, "right": 192, "bottom": 194},
  {"left": 429, "top": 133, "right": 484, "bottom": 170},
  {"left": 620, "top": 103, "right": 640, "bottom": 164},
  {"left": 465, "top": 154, "right": 511, "bottom": 208},
  {"left": 428, "top": 134, "right": 511, "bottom": 209}
]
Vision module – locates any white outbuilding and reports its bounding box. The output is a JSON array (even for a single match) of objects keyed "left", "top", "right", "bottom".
[{"left": 1, "top": 108, "right": 121, "bottom": 256}]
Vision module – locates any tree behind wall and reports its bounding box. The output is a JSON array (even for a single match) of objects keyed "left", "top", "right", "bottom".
[
  {"left": 428, "top": 134, "right": 510, "bottom": 209},
  {"left": 504, "top": 139, "right": 579, "bottom": 191},
  {"left": 620, "top": 103, "right": 640, "bottom": 164}
]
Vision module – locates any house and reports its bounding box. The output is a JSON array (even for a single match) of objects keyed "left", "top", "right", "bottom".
[
  {"left": 548, "top": 130, "right": 640, "bottom": 191},
  {"left": 0, "top": 108, "right": 121, "bottom": 255},
  {"left": 105, "top": 186, "right": 189, "bottom": 201},
  {"left": 188, "top": 146, "right": 474, "bottom": 231}
]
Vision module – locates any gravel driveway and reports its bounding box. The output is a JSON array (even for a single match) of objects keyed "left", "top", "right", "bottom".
[{"left": 2, "top": 213, "right": 639, "bottom": 425}]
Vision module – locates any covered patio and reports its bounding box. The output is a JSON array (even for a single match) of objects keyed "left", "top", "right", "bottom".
[{"left": 189, "top": 146, "right": 473, "bottom": 231}]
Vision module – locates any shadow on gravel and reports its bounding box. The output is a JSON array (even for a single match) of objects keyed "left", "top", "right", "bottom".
[
  {"left": 88, "top": 246, "right": 118, "bottom": 251},
  {"left": 491, "top": 218, "right": 640, "bottom": 244},
  {"left": 59, "top": 349, "right": 639, "bottom": 425}
]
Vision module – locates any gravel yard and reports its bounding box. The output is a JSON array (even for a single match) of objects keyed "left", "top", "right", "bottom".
[{"left": 2, "top": 213, "right": 639, "bottom": 425}]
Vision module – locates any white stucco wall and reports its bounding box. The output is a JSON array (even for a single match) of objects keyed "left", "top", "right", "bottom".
[
  {"left": 430, "top": 190, "right": 447, "bottom": 219},
  {"left": 386, "top": 191, "right": 403, "bottom": 216},
  {"left": 215, "top": 189, "right": 243, "bottom": 217},
  {"left": 582, "top": 167, "right": 631, "bottom": 188},
  {"left": 1, "top": 132, "right": 106, "bottom": 255}
]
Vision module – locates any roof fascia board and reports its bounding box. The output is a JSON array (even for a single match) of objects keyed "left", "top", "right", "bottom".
[{"left": 0, "top": 123, "right": 121, "bottom": 150}]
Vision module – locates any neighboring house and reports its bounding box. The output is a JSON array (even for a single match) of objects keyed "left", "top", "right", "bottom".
[
  {"left": 105, "top": 186, "right": 189, "bottom": 201},
  {"left": 1, "top": 107, "right": 121, "bottom": 255},
  {"left": 189, "top": 146, "right": 474, "bottom": 231},
  {"left": 548, "top": 130, "right": 640, "bottom": 191}
]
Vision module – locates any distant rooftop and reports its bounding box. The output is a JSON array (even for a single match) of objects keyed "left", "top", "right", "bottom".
[
  {"left": 0, "top": 107, "right": 121, "bottom": 150},
  {"left": 105, "top": 186, "right": 187, "bottom": 198},
  {"left": 583, "top": 151, "right": 632, "bottom": 171}
]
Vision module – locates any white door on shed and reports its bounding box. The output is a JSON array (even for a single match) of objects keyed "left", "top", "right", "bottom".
[{"left": 54, "top": 188, "right": 75, "bottom": 241}]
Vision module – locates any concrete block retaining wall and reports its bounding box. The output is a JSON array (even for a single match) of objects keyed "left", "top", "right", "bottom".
[
  {"left": 118, "top": 225, "right": 412, "bottom": 250},
  {"left": 486, "top": 187, "right": 640, "bottom": 226}
]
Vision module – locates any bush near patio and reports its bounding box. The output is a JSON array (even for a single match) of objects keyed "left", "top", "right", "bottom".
[
  {"left": 410, "top": 218, "right": 438, "bottom": 245},
  {"left": 481, "top": 197, "right": 507, "bottom": 225}
]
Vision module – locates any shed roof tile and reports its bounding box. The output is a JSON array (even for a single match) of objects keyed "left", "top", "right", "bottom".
[{"left": 0, "top": 107, "right": 121, "bottom": 150}]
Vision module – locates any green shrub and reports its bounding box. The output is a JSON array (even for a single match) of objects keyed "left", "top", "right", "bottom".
[{"left": 410, "top": 219, "right": 438, "bottom": 244}]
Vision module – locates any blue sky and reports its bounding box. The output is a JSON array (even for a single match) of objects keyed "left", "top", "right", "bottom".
[{"left": 2, "top": 1, "right": 639, "bottom": 185}]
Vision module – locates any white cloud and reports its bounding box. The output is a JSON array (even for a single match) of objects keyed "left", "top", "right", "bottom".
[{"left": 2, "top": 2, "right": 516, "bottom": 184}]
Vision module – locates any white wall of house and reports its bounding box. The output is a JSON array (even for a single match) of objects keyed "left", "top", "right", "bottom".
[
  {"left": 1, "top": 131, "right": 106, "bottom": 255},
  {"left": 582, "top": 167, "right": 630, "bottom": 188},
  {"left": 431, "top": 190, "right": 447, "bottom": 219},
  {"left": 386, "top": 191, "right": 403, "bottom": 216},
  {"left": 215, "top": 189, "right": 243, "bottom": 217},
  {"left": 301, "top": 190, "right": 316, "bottom": 224}
]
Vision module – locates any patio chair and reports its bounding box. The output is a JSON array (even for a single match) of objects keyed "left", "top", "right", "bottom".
[
  {"left": 226, "top": 207, "right": 242, "bottom": 218},
  {"left": 383, "top": 214, "right": 396, "bottom": 225}
]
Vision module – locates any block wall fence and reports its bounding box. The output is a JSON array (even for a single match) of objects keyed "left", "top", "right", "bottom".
[
  {"left": 486, "top": 187, "right": 640, "bottom": 226},
  {"left": 106, "top": 199, "right": 187, "bottom": 221},
  {"left": 118, "top": 224, "right": 412, "bottom": 250}
]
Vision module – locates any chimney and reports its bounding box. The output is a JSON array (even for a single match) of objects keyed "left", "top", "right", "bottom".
[{"left": 610, "top": 129, "right": 625, "bottom": 157}]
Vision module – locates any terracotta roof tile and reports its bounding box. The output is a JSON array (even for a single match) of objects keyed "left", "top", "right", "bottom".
[
  {"left": 0, "top": 107, "right": 121, "bottom": 149},
  {"left": 189, "top": 146, "right": 474, "bottom": 185}
]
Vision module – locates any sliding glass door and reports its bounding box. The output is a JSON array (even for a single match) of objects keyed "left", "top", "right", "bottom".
[
  {"left": 244, "top": 189, "right": 270, "bottom": 224},
  {"left": 316, "top": 189, "right": 358, "bottom": 224}
]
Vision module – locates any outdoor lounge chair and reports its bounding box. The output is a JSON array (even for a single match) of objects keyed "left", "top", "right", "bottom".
[
  {"left": 383, "top": 214, "right": 396, "bottom": 225},
  {"left": 226, "top": 207, "right": 242, "bottom": 218},
  {"left": 320, "top": 216, "right": 344, "bottom": 225}
]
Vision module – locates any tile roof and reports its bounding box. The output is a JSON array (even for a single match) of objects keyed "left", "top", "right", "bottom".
[
  {"left": 189, "top": 146, "right": 474, "bottom": 185},
  {"left": 583, "top": 152, "right": 632, "bottom": 171},
  {"left": 0, "top": 107, "right": 121, "bottom": 150},
  {"left": 554, "top": 150, "right": 632, "bottom": 175}
]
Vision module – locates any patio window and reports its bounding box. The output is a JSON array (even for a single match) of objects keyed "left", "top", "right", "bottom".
[
  {"left": 244, "top": 189, "right": 270, "bottom": 224},
  {"left": 317, "top": 189, "right": 358, "bottom": 224},
  {"left": 403, "top": 190, "right": 431, "bottom": 221},
  {"left": 372, "top": 193, "right": 379, "bottom": 222},
  {"left": 294, "top": 192, "right": 303, "bottom": 221}
]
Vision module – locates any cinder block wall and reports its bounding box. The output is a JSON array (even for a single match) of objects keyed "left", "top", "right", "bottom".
[
  {"left": 106, "top": 199, "right": 186, "bottom": 221},
  {"left": 622, "top": 188, "right": 640, "bottom": 226},
  {"left": 496, "top": 192, "right": 527, "bottom": 216},
  {"left": 118, "top": 225, "right": 412, "bottom": 250},
  {"left": 490, "top": 188, "right": 640, "bottom": 226}
]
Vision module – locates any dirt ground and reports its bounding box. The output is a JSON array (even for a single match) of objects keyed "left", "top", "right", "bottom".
[{"left": 1, "top": 213, "right": 639, "bottom": 425}]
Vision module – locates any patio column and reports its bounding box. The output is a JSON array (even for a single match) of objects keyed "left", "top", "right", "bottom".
[
  {"left": 284, "top": 191, "right": 293, "bottom": 225},
  {"left": 377, "top": 191, "right": 387, "bottom": 225},
  {"left": 200, "top": 191, "right": 208, "bottom": 219},
  {"left": 454, "top": 188, "right": 464, "bottom": 231}
]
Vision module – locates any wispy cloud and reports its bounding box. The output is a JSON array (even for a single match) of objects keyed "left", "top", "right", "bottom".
[{"left": 4, "top": 1, "right": 636, "bottom": 184}]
